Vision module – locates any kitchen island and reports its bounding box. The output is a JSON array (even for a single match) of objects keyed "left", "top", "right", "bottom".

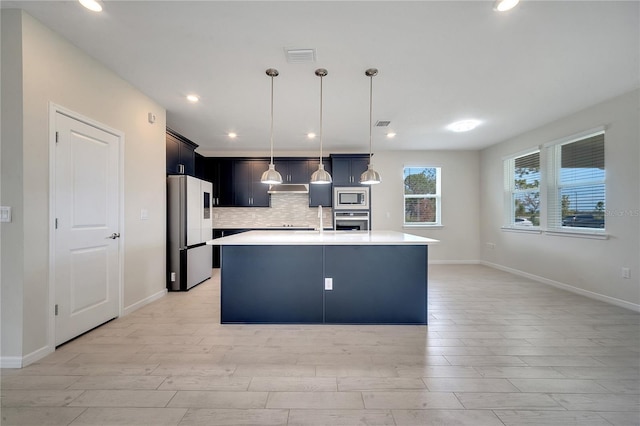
[{"left": 207, "top": 230, "right": 439, "bottom": 325}]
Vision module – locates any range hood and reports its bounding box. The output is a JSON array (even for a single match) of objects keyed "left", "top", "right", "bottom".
[{"left": 268, "top": 184, "right": 309, "bottom": 194}]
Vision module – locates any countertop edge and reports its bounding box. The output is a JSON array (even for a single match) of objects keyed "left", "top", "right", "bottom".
[{"left": 207, "top": 230, "right": 439, "bottom": 246}]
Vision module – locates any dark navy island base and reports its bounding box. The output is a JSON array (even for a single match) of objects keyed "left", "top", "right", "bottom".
[{"left": 220, "top": 244, "right": 428, "bottom": 324}]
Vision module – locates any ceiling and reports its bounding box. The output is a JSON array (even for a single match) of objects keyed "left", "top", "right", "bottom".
[{"left": 3, "top": 1, "right": 639, "bottom": 155}]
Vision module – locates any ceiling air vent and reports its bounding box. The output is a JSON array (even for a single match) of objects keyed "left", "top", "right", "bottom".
[
  {"left": 284, "top": 48, "right": 316, "bottom": 63},
  {"left": 375, "top": 120, "right": 391, "bottom": 127}
]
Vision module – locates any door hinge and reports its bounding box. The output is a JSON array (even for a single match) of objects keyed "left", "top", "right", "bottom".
[
  {"left": 55, "top": 131, "right": 59, "bottom": 143},
  {"left": 55, "top": 218, "right": 58, "bottom": 229},
  {"left": 55, "top": 304, "right": 58, "bottom": 316}
]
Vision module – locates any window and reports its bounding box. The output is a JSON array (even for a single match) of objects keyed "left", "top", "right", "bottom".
[
  {"left": 547, "top": 131, "right": 605, "bottom": 231},
  {"left": 504, "top": 150, "right": 540, "bottom": 228},
  {"left": 404, "top": 167, "right": 441, "bottom": 226}
]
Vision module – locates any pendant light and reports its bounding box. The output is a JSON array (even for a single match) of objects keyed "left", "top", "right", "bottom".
[
  {"left": 310, "top": 68, "right": 332, "bottom": 185},
  {"left": 260, "top": 68, "right": 283, "bottom": 184},
  {"left": 360, "top": 68, "right": 382, "bottom": 185}
]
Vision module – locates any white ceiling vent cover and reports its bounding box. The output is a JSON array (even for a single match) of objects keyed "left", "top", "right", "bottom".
[
  {"left": 375, "top": 120, "right": 391, "bottom": 127},
  {"left": 284, "top": 48, "right": 316, "bottom": 63}
]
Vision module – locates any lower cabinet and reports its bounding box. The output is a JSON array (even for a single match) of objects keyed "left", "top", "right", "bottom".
[
  {"left": 221, "top": 246, "right": 324, "bottom": 323},
  {"left": 323, "top": 246, "right": 427, "bottom": 324},
  {"left": 211, "top": 229, "right": 248, "bottom": 268},
  {"left": 219, "top": 244, "right": 428, "bottom": 324}
]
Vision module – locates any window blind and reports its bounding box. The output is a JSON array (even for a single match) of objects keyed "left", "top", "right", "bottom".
[{"left": 547, "top": 131, "right": 605, "bottom": 230}]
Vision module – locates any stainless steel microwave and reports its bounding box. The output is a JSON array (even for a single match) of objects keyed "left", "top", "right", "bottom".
[{"left": 333, "top": 186, "right": 370, "bottom": 210}]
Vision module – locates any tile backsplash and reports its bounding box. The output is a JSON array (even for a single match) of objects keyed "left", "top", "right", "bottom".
[{"left": 212, "top": 193, "right": 333, "bottom": 229}]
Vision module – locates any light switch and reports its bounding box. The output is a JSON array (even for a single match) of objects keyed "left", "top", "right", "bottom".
[
  {"left": 324, "top": 277, "right": 333, "bottom": 290},
  {"left": 140, "top": 209, "right": 149, "bottom": 220},
  {"left": 0, "top": 206, "right": 11, "bottom": 223}
]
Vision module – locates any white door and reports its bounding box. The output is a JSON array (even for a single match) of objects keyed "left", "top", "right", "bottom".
[{"left": 54, "top": 112, "right": 120, "bottom": 346}]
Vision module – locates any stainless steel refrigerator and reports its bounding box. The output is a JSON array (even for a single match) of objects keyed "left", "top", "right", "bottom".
[{"left": 167, "top": 175, "right": 213, "bottom": 291}]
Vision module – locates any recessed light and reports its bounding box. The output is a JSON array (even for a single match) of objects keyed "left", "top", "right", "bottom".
[
  {"left": 79, "top": 0, "right": 102, "bottom": 12},
  {"left": 493, "top": 0, "right": 520, "bottom": 12},
  {"left": 228, "top": 132, "right": 237, "bottom": 139},
  {"left": 386, "top": 132, "right": 396, "bottom": 138},
  {"left": 307, "top": 133, "right": 316, "bottom": 139},
  {"left": 447, "top": 119, "right": 481, "bottom": 132},
  {"left": 186, "top": 94, "right": 199, "bottom": 103}
]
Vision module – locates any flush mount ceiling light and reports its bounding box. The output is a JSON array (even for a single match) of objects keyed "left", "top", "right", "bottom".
[
  {"left": 447, "top": 119, "right": 481, "bottom": 132},
  {"left": 79, "top": 0, "right": 102, "bottom": 12},
  {"left": 310, "top": 69, "right": 332, "bottom": 185},
  {"left": 360, "top": 68, "right": 382, "bottom": 185},
  {"left": 227, "top": 132, "right": 237, "bottom": 139},
  {"left": 307, "top": 133, "right": 316, "bottom": 139},
  {"left": 386, "top": 132, "right": 397, "bottom": 138},
  {"left": 186, "top": 94, "right": 199, "bottom": 103},
  {"left": 260, "top": 68, "right": 283, "bottom": 185},
  {"left": 493, "top": 0, "right": 520, "bottom": 12}
]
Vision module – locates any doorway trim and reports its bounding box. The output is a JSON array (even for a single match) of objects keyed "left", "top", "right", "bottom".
[{"left": 47, "top": 103, "right": 125, "bottom": 355}]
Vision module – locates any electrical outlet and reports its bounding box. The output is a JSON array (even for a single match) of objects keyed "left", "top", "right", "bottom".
[
  {"left": 140, "top": 209, "right": 149, "bottom": 220},
  {"left": 0, "top": 206, "right": 11, "bottom": 223},
  {"left": 486, "top": 242, "right": 496, "bottom": 250},
  {"left": 324, "top": 277, "right": 333, "bottom": 290},
  {"left": 621, "top": 267, "right": 631, "bottom": 279},
  {"left": 171, "top": 272, "right": 176, "bottom": 282}
]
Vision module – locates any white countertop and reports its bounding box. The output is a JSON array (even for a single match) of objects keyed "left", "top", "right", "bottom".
[{"left": 207, "top": 230, "right": 439, "bottom": 246}]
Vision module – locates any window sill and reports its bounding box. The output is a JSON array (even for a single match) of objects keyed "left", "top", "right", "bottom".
[
  {"left": 501, "top": 226, "right": 542, "bottom": 234},
  {"left": 500, "top": 226, "right": 609, "bottom": 240},
  {"left": 545, "top": 229, "right": 609, "bottom": 240},
  {"left": 403, "top": 224, "right": 443, "bottom": 230}
]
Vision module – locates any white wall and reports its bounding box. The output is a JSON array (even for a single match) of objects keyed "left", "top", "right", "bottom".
[
  {"left": 1, "top": 9, "right": 25, "bottom": 364},
  {"left": 480, "top": 89, "right": 640, "bottom": 309},
  {"left": 371, "top": 150, "right": 481, "bottom": 262},
  {"left": 1, "top": 10, "right": 167, "bottom": 366}
]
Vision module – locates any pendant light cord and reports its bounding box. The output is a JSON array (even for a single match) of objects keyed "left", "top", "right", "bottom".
[
  {"left": 270, "top": 74, "right": 274, "bottom": 164},
  {"left": 369, "top": 73, "right": 373, "bottom": 164},
  {"left": 319, "top": 74, "right": 324, "bottom": 164}
]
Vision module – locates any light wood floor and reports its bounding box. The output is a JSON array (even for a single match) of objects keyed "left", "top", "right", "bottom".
[{"left": 1, "top": 264, "right": 639, "bottom": 425}]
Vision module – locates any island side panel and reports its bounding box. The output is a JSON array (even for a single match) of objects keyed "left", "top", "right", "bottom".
[
  {"left": 220, "top": 245, "right": 324, "bottom": 323},
  {"left": 324, "top": 245, "right": 428, "bottom": 324}
]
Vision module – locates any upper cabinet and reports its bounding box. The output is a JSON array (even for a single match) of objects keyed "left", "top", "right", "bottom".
[
  {"left": 196, "top": 157, "right": 234, "bottom": 206},
  {"left": 308, "top": 158, "right": 332, "bottom": 207},
  {"left": 331, "top": 154, "right": 369, "bottom": 186},
  {"left": 274, "top": 159, "right": 310, "bottom": 184},
  {"left": 166, "top": 128, "right": 198, "bottom": 175},
  {"left": 194, "top": 155, "right": 370, "bottom": 207},
  {"left": 233, "top": 159, "right": 270, "bottom": 207}
]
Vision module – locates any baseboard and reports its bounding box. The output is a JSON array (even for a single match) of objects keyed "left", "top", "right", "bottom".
[
  {"left": 430, "top": 260, "right": 480, "bottom": 265},
  {"left": 123, "top": 288, "right": 167, "bottom": 316},
  {"left": 0, "top": 356, "right": 23, "bottom": 369},
  {"left": 1, "top": 344, "right": 56, "bottom": 369},
  {"left": 481, "top": 260, "right": 640, "bottom": 313},
  {"left": 22, "top": 345, "right": 54, "bottom": 367}
]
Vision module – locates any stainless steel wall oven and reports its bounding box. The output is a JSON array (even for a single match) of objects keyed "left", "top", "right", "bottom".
[{"left": 334, "top": 211, "right": 370, "bottom": 231}]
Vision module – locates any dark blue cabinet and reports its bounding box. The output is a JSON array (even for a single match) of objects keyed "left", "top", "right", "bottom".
[
  {"left": 233, "top": 160, "right": 270, "bottom": 207},
  {"left": 220, "top": 244, "right": 428, "bottom": 324},
  {"left": 166, "top": 129, "right": 197, "bottom": 175},
  {"left": 308, "top": 158, "right": 332, "bottom": 207},
  {"left": 324, "top": 245, "right": 427, "bottom": 324},
  {"left": 331, "top": 154, "right": 369, "bottom": 185},
  {"left": 274, "top": 159, "right": 309, "bottom": 183},
  {"left": 221, "top": 245, "right": 324, "bottom": 323}
]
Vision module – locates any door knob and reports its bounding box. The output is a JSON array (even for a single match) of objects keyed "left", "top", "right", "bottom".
[{"left": 107, "top": 233, "right": 120, "bottom": 239}]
